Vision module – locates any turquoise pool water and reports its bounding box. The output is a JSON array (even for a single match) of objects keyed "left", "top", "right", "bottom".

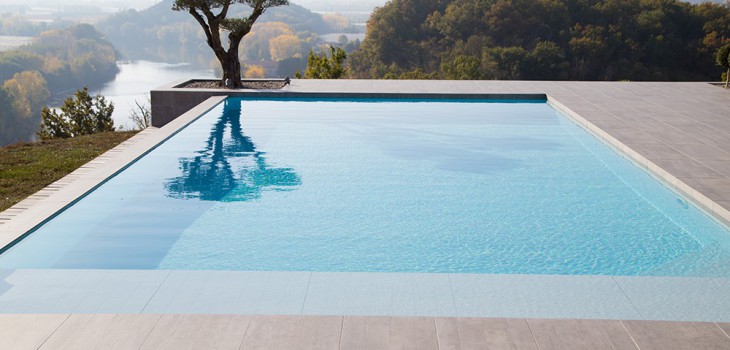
[{"left": 2, "top": 97, "right": 730, "bottom": 276}]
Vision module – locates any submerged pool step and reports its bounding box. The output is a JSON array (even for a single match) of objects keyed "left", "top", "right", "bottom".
[{"left": 0, "top": 269, "right": 728, "bottom": 322}]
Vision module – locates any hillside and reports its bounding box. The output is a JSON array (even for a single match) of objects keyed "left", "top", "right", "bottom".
[
  {"left": 97, "top": 0, "right": 335, "bottom": 68},
  {"left": 349, "top": 0, "right": 730, "bottom": 81},
  {"left": 0, "top": 24, "right": 119, "bottom": 146}
]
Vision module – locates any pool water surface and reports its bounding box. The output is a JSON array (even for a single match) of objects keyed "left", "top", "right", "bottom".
[{"left": 1, "top": 98, "right": 729, "bottom": 276}]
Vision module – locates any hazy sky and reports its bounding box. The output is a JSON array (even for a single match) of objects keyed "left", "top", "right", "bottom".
[
  {"left": 6, "top": 0, "right": 388, "bottom": 12},
  {"left": 6, "top": 0, "right": 724, "bottom": 11}
]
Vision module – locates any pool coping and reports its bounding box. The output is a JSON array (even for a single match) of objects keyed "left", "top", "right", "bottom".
[
  {"left": 150, "top": 78, "right": 547, "bottom": 126},
  {"left": 1, "top": 86, "right": 730, "bottom": 322}
]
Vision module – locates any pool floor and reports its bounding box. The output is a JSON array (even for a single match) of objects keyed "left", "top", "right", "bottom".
[{"left": 1, "top": 98, "right": 730, "bottom": 277}]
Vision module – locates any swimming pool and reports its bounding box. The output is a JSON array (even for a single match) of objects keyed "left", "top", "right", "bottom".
[{"left": 1, "top": 97, "right": 729, "bottom": 276}]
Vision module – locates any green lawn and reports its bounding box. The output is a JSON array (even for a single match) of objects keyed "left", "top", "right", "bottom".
[{"left": 0, "top": 131, "right": 138, "bottom": 212}]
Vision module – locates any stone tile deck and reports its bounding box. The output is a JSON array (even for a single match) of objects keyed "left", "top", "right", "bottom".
[{"left": 2, "top": 314, "right": 730, "bottom": 349}]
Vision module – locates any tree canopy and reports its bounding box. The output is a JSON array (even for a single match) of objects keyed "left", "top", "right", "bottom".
[
  {"left": 172, "top": 0, "right": 289, "bottom": 86},
  {"left": 296, "top": 45, "right": 347, "bottom": 79},
  {"left": 718, "top": 44, "right": 730, "bottom": 87}
]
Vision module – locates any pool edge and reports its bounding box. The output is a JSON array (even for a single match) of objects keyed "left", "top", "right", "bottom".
[{"left": 547, "top": 95, "right": 730, "bottom": 229}]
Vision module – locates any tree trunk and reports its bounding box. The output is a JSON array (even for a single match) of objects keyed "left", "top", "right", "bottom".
[
  {"left": 218, "top": 34, "right": 243, "bottom": 89},
  {"left": 726, "top": 68, "right": 729, "bottom": 89},
  {"left": 220, "top": 52, "right": 242, "bottom": 88}
]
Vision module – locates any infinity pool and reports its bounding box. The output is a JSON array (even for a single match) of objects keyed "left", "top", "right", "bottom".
[{"left": 2, "top": 97, "right": 730, "bottom": 276}]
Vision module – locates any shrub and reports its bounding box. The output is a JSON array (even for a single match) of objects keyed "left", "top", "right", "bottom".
[
  {"left": 38, "top": 87, "right": 114, "bottom": 139},
  {"left": 295, "top": 45, "right": 347, "bottom": 79}
]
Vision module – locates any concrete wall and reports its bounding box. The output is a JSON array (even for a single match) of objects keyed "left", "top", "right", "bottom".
[{"left": 150, "top": 80, "right": 228, "bottom": 127}]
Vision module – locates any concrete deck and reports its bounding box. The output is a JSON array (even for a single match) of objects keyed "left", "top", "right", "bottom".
[{"left": 2, "top": 80, "right": 730, "bottom": 348}]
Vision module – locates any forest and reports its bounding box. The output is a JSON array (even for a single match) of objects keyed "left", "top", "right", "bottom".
[
  {"left": 348, "top": 0, "right": 730, "bottom": 80},
  {"left": 0, "top": 24, "right": 119, "bottom": 146}
]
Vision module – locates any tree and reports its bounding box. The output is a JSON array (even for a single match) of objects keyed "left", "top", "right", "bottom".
[
  {"left": 441, "top": 55, "right": 482, "bottom": 80},
  {"left": 38, "top": 87, "right": 115, "bottom": 139},
  {"left": 172, "top": 0, "right": 289, "bottom": 88},
  {"left": 527, "top": 41, "right": 569, "bottom": 80},
  {"left": 717, "top": 45, "right": 730, "bottom": 88},
  {"left": 240, "top": 22, "right": 295, "bottom": 61},
  {"left": 482, "top": 46, "right": 530, "bottom": 80},
  {"left": 295, "top": 45, "right": 347, "bottom": 79},
  {"left": 3, "top": 71, "right": 49, "bottom": 123},
  {"left": 130, "top": 97, "right": 152, "bottom": 130},
  {"left": 269, "top": 34, "right": 301, "bottom": 61},
  {"left": 2, "top": 71, "right": 49, "bottom": 144},
  {"left": 244, "top": 64, "right": 266, "bottom": 78}
]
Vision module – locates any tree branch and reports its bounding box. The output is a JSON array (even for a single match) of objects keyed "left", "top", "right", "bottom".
[
  {"left": 192, "top": 6, "right": 226, "bottom": 57},
  {"left": 188, "top": 8, "right": 214, "bottom": 46},
  {"left": 219, "top": 0, "right": 232, "bottom": 20}
]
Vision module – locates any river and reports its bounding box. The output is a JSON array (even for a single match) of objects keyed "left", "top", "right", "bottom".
[{"left": 97, "top": 60, "right": 215, "bottom": 129}]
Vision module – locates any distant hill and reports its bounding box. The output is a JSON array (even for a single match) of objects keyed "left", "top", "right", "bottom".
[{"left": 97, "top": 0, "right": 334, "bottom": 67}]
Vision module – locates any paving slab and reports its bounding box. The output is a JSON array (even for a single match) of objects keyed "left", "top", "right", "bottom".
[
  {"left": 40, "top": 314, "right": 160, "bottom": 350},
  {"left": 434, "top": 317, "right": 538, "bottom": 350},
  {"left": 527, "top": 319, "right": 637, "bottom": 350},
  {"left": 622, "top": 320, "right": 730, "bottom": 350},
  {"left": 241, "top": 315, "right": 342, "bottom": 350},
  {"left": 0, "top": 314, "right": 68, "bottom": 350},
  {"left": 340, "top": 316, "right": 438, "bottom": 350},
  {"left": 141, "top": 314, "right": 251, "bottom": 350}
]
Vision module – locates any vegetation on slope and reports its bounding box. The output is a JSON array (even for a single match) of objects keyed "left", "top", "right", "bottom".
[
  {"left": 0, "top": 24, "right": 119, "bottom": 146},
  {"left": 348, "top": 0, "right": 730, "bottom": 81},
  {"left": 0, "top": 131, "right": 137, "bottom": 212},
  {"left": 0, "top": 24, "right": 118, "bottom": 91}
]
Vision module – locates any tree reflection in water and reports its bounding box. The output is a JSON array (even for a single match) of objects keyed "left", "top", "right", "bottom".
[{"left": 165, "top": 99, "right": 300, "bottom": 201}]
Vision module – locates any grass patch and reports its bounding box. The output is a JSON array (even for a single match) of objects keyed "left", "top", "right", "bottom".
[{"left": 0, "top": 131, "right": 138, "bottom": 212}]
